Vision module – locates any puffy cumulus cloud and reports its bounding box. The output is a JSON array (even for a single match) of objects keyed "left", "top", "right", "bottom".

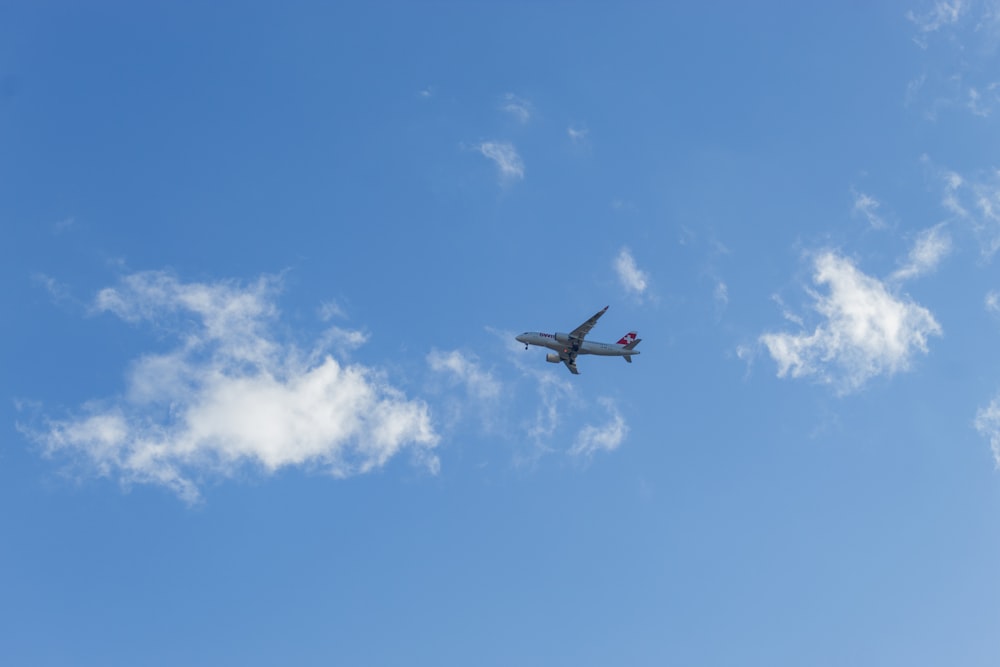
[
  {"left": 569, "top": 398, "right": 628, "bottom": 459},
  {"left": 476, "top": 141, "right": 524, "bottom": 181},
  {"left": 974, "top": 397, "right": 1000, "bottom": 466},
  {"left": 760, "top": 252, "right": 942, "bottom": 394},
  {"left": 891, "top": 224, "right": 952, "bottom": 282},
  {"left": 614, "top": 247, "right": 649, "bottom": 298},
  {"left": 427, "top": 349, "right": 501, "bottom": 400},
  {"left": 24, "top": 271, "right": 438, "bottom": 503}
]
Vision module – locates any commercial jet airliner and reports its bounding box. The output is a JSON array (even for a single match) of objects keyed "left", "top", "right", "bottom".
[{"left": 516, "top": 306, "right": 641, "bottom": 374}]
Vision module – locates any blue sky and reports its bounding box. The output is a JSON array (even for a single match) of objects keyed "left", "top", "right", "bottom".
[{"left": 4, "top": 1, "right": 1000, "bottom": 664}]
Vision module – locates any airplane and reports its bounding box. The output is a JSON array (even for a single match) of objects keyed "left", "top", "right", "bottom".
[{"left": 515, "top": 306, "right": 641, "bottom": 374}]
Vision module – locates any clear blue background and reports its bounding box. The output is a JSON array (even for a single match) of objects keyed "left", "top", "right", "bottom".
[{"left": 4, "top": 2, "right": 1000, "bottom": 665}]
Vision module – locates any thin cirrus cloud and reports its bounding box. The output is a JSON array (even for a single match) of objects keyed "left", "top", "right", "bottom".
[
  {"left": 890, "top": 223, "right": 952, "bottom": 282},
  {"left": 974, "top": 397, "right": 1000, "bottom": 466},
  {"left": 906, "top": 3, "right": 999, "bottom": 118},
  {"left": 567, "top": 125, "right": 589, "bottom": 143},
  {"left": 986, "top": 290, "right": 1000, "bottom": 315},
  {"left": 935, "top": 163, "right": 1000, "bottom": 260},
  {"left": 569, "top": 397, "right": 628, "bottom": 459},
  {"left": 21, "top": 271, "right": 439, "bottom": 503},
  {"left": 714, "top": 281, "right": 729, "bottom": 308},
  {"left": 614, "top": 247, "right": 649, "bottom": 298},
  {"left": 476, "top": 141, "right": 524, "bottom": 181},
  {"left": 907, "top": 0, "right": 966, "bottom": 47},
  {"left": 759, "top": 252, "right": 942, "bottom": 394},
  {"left": 427, "top": 349, "right": 501, "bottom": 401},
  {"left": 852, "top": 192, "right": 888, "bottom": 230},
  {"left": 500, "top": 93, "right": 533, "bottom": 123}
]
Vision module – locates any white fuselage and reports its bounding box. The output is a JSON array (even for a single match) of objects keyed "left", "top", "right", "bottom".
[{"left": 515, "top": 332, "right": 638, "bottom": 357}]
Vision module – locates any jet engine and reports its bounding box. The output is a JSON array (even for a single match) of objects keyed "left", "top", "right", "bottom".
[
  {"left": 554, "top": 332, "right": 571, "bottom": 344},
  {"left": 546, "top": 353, "right": 561, "bottom": 364}
]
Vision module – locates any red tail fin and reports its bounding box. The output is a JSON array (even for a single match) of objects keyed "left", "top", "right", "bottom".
[{"left": 616, "top": 331, "right": 638, "bottom": 346}]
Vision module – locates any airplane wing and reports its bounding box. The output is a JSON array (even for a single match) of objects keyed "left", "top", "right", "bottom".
[
  {"left": 562, "top": 354, "right": 579, "bottom": 374},
  {"left": 569, "top": 306, "right": 608, "bottom": 342}
]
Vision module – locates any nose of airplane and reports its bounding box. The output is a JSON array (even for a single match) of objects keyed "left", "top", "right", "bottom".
[{"left": 515, "top": 333, "right": 527, "bottom": 343}]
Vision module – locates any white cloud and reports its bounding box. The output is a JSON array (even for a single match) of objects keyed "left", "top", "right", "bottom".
[
  {"left": 968, "top": 86, "right": 991, "bottom": 116},
  {"left": 317, "top": 299, "right": 346, "bottom": 321},
  {"left": 569, "top": 398, "right": 628, "bottom": 459},
  {"left": 33, "top": 272, "right": 73, "bottom": 304},
  {"left": 771, "top": 294, "right": 804, "bottom": 327},
  {"left": 500, "top": 93, "right": 532, "bottom": 123},
  {"left": 890, "top": 224, "right": 952, "bottom": 282},
  {"left": 523, "top": 374, "right": 570, "bottom": 458},
  {"left": 614, "top": 247, "right": 649, "bottom": 297},
  {"left": 714, "top": 280, "right": 729, "bottom": 307},
  {"left": 852, "top": 192, "right": 888, "bottom": 229},
  {"left": 905, "top": 2, "right": 1000, "bottom": 116},
  {"left": 312, "top": 326, "right": 369, "bottom": 358},
  {"left": 24, "top": 271, "right": 438, "bottom": 503},
  {"left": 986, "top": 290, "right": 1000, "bottom": 314},
  {"left": 908, "top": 0, "right": 966, "bottom": 46},
  {"left": 760, "top": 252, "right": 942, "bottom": 393},
  {"left": 476, "top": 141, "right": 524, "bottom": 181},
  {"left": 427, "top": 349, "right": 501, "bottom": 400},
  {"left": 931, "top": 163, "right": 1000, "bottom": 260},
  {"left": 567, "top": 125, "right": 589, "bottom": 143},
  {"left": 974, "top": 396, "right": 1000, "bottom": 466}
]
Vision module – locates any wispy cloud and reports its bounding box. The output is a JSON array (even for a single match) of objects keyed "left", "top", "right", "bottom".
[
  {"left": 974, "top": 396, "right": 1000, "bottom": 466},
  {"left": 33, "top": 272, "right": 74, "bottom": 304},
  {"left": 890, "top": 223, "right": 952, "bottom": 282},
  {"left": 475, "top": 141, "right": 524, "bottom": 181},
  {"left": 21, "top": 271, "right": 439, "bottom": 503},
  {"left": 614, "top": 247, "right": 649, "bottom": 298},
  {"left": 500, "top": 93, "right": 533, "bottom": 123},
  {"left": 760, "top": 252, "right": 942, "bottom": 394},
  {"left": 714, "top": 280, "right": 729, "bottom": 308},
  {"left": 311, "top": 326, "right": 369, "bottom": 359},
  {"left": 494, "top": 328, "right": 578, "bottom": 464},
  {"left": 967, "top": 83, "right": 1000, "bottom": 116},
  {"left": 906, "top": 2, "right": 1000, "bottom": 117},
  {"left": 986, "top": 290, "right": 1000, "bottom": 315},
  {"left": 427, "top": 349, "right": 501, "bottom": 401},
  {"left": 852, "top": 192, "right": 888, "bottom": 230},
  {"left": 928, "top": 160, "right": 1000, "bottom": 260},
  {"left": 317, "top": 299, "right": 346, "bottom": 321},
  {"left": 908, "top": 0, "right": 967, "bottom": 47},
  {"left": 569, "top": 398, "right": 628, "bottom": 459},
  {"left": 52, "top": 216, "right": 76, "bottom": 234},
  {"left": 567, "top": 125, "right": 589, "bottom": 143}
]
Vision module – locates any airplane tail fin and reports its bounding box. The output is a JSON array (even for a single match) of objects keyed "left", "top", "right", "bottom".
[
  {"left": 616, "top": 331, "right": 638, "bottom": 346},
  {"left": 622, "top": 336, "right": 640, "bottom": 363}
]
